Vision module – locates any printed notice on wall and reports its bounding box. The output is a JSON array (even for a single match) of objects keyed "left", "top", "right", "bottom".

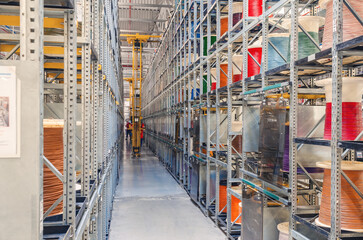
[{"left": 0, "top": 66, "right": 17, "bottom": 157}]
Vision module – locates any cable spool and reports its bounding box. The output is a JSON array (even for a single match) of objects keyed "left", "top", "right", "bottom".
[
  {"left": 316, "top": 161, "right": 363, "bottom": 231},
  {"left": 247, "top": 41, "right": 262, "bottom": 77},
  {"left": 218, "top": 62, "right": 229, "bottom": 88},
  {"left": 248, "top": 0, "right": 263, "bottom": 17},
  {"left": 220, "top": 2, "right": 243, "bottom": 36},
  {"left": 191, "top": 88, "right": 200, "bottom": 100},
  {"left": 211, "top": 68, "right": 217, "bottom": 90},
  {"left": 267, "top": 33, "right": 290, "bottom": 70},
  {"left": 321, "top": 0, "right": 363, "bottom": 50},
  {"left": 232, "top": 54, "right": 243, "bottom": 82},
  {"left": 316, "top": 77, "right": 363, "bottom": 141},
  {"left": 221, "top": 16, "right": 229, "bottom": 37},
  {"left": 191, "top": 21, "right": 200, "bottom": 39},
  {"left": 284, "top": 16, "right": 325, "bottom": 59},
  {"left": 231, "top": 186, "right": 242, "bottom": 224},
  {"left": 277, "top": 222, "right": 289, "bottom": 240},
  {"left": 219, "top": 180, "right": 240, "bottom": 213},
  {"left": 43, "top": 119, "right": 64, "bottom": 216},
  {"left": 202, "top": 74, "right": 211, "bottom": 94},
  {"left": 203, "top": 35, "right": 217, "bottom": 56}
]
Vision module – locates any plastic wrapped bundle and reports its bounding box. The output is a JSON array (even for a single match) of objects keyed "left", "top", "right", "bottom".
[{"left": 259, "top": 105, "right": 286, "bottom": 183}]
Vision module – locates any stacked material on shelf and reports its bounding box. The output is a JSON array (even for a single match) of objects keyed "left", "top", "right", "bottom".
[
  {"left": 316, "top": 161, "right": 363, "bottom": 231},
  {"left": 316, "top": 77, "right": 363, "bottom": 141},
  {"left": 267, "top": 33, "right": 290, "bottom": 70},
  {"left": 320, "top": 0, "right": 363, "bottom": 50},
  {"left": 43, "top": 119, "right": 64, "bottom": 216},
  {"left": 284, "top": 16, "right": 325, "bottom": 59},
  {"left": 220, "top": 2, "right": 243, "bottom": 36}
]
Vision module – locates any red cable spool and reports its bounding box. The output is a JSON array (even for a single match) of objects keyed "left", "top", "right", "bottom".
[
  {"left": 316, "top": 161, "right": 363, "bottom": 231},
  {"left": 247, "top": 42, "right": 262, "bottom": 77},
  {"left": 248, "top": 0, "right": 263, "bottom": 17},
  {"left": 320, "top": 0, "right": 363, "bottom": 50},
  {"left": 316, "top": 77, "right": 363, "bottom": 141},
  {"left": 43, "top": 119, "right": 64, "bottom": 216},
  {"left": 211, "top": 82, "right": 217, "bottom": 91},
  {"left": 324, "top": 103, "right": 363, "bottom": 140}
]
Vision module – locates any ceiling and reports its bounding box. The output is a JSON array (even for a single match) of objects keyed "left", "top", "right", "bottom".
[{"left": 119, "top": 0, "right": 174, "bottom": 119}]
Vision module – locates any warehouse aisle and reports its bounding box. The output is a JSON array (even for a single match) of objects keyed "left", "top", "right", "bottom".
[{"left": 108, "top": 143, "right": 225, "bottom": 240}]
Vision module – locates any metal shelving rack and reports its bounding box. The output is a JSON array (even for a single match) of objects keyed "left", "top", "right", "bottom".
[
  {"left": 0, "top": 0, "right": 124, "bottom": 238},
  {"left": 142, "top": 0, "right": 363, "bottom": 239}
]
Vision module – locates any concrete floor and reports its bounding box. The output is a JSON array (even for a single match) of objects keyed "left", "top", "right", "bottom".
[{"left": 108, "top": 143, "right": 225, "bottom": 240}]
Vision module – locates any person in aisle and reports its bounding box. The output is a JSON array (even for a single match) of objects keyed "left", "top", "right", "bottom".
[
  {"left": 140, "top": 122, "right": 145, "bottom": 148},
  {"left": 126, "top": 120, "right": 132, "bottom": 142}
]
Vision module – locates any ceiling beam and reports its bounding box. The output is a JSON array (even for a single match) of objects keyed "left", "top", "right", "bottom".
[
  {"left": 118, "top": 3, "right": 173, "bottom": 8},
  {"left": 119, "top": 18, "right": 167, "bottom": 23},
  {"left": 119, "top": 29, "right": 163, "bottom": 35}
]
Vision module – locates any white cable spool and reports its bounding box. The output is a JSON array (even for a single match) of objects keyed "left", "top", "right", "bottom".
[
  {"left": 277, "top": 222, "right": 289, "bottom": 240},
  {"left": 211, "top": 68, "right": 217, "bottom": 82},
  {"left": 282, "top": 16, "right": 325, "bottom": 33},
  {"left": 315, "top": 77, "right": 363, "bottom": 102},
  {"left": 232, "top": 54, "right": 243, "bottom": 74}
]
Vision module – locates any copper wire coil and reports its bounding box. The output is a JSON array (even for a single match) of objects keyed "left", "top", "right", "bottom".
[
  {"left": 43, "top": 123, "right": 64, "bottom": 216},
  {"left": 317, "top": 161, "right": 363, "bottom": 231},
  {"left": 321, "top": 0, "right": 363, "bottom": 50}
]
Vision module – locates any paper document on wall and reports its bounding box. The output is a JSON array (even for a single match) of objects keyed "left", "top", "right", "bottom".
[{"left": 0, "top": 66, "right": 17, "bottom": 157}]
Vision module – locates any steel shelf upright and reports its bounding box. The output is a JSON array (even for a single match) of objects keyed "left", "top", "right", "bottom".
[{"left": 0, "top": 0, "right": 45, "bottom": 238}]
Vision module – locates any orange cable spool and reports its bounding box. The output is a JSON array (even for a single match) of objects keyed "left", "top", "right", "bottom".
[
  {"left": 316, "top": 161, "right": 363, "bottom": 231},
  {"left": 220, "top": 3, "right": 243, "bottom": 37},
  {"left": 219, "top": 183, "right": 228, "bottom": 213},
  {"left": 231, "top": 186, "right": 242, "bottom": 224},
  {"left": 221, "top": 16, "right": 229, "bottom": 37},
  {"left": 43, "top": 119, "right": 64, "bottom": 216},
  {"left": 220, "top": 63, "right": 229, "bottom": 88}
]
